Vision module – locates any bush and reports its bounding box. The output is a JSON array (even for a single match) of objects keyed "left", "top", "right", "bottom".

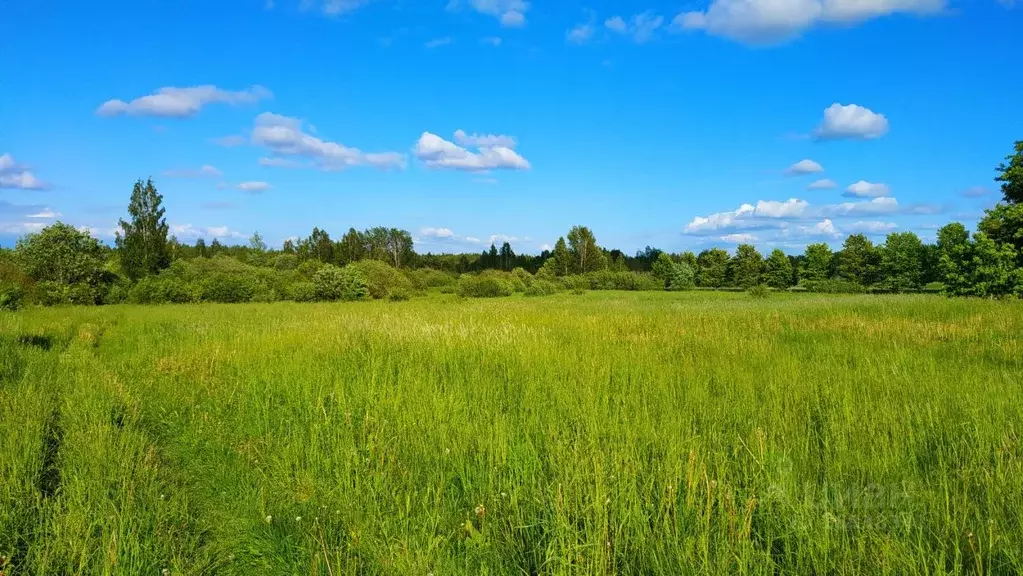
[
  {"left": 748, "top": 284, "right": 771, "bottom": 299},
  {"left": 922, "top": 281, "right": 945, "bottom": 294},
  {"left": 200, "top": 274, "right": 256, "bottom": 303},
  {"left": 313, "top": 265, "right": 369, "bottom": 302},
  {"left": 288, "top": 282, "right": 317, "bottom": 302},
  {"left": 0, "top": 283, "right": 24, "bottom": 311},
  {"left": 511, "top": 267, "right": 533, "bottom": 287},
  {"left": 388, "top": 287, "right": 412, "bottom": 301},
  {"left": 273, "top": 254, "right": 299, "bottom": 271},
  {"left": 799, "top": 279, "right": 866, "bottom": 294},
  {"left": 524, "top": 279, "right": 562, "bottom": 297},
  {"left": 666, "top": 263, "right": 696, "bottom": 291},
  {"left": 129, "top": 275, "right": 196, "bottom": 304},
  {"left": 349, "top": 260, "right": 415, "bottom": 300},
  {"left": 562, "top": 275, "right": 589, "bottom": 292},
  {"left": 457, "top": 275, "right": 513, "bottom": 298},
  {"left": 585, "top": 270, "right": 662, "bottom": 291},
  {"left": 407, "top": 268, "right": 456, "bottom": 290}
]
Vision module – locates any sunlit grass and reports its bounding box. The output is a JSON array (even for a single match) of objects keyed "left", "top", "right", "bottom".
[{"left": 2, "top": 291, "right": 1021, "bottom": 575}]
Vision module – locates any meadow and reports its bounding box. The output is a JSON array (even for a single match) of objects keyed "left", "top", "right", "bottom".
[{"left": 1, "top": 291, "right": 1021, "bottom": 575}]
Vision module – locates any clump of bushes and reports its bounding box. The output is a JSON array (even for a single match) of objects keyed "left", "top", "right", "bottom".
[
  {"left": 799, "top": 279, "right": 867, "bottom": 294},
  {"left": 0, "top": 283, "right": 24, "bottom": 311},
  {"left": 313, "top": 265, "right": 368, "bottom": 301},
  {"left": 584, "top": 270, "right": 662, "bottom": 291},
  {"left": 524, "top": 279, "right": 562, "bottom": 297},
  {"left": 457, "top": 275, "right": 513, "bottom": 298},
  {"left": 350, "top": 260, "right": 416, "bottom": 300},
  {"left": 748, "top": 284, "right": 771, "bottom": 299}
]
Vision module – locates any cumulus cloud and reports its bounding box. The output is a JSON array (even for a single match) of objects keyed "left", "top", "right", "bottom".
[
  {"left": 847, "top": 220, "right": 898, "bottom": 234},
  {"left": 448, "top": 0, "right": 529, "bottom": 27},
  {"left": 786, "top": 159, "right": 824, "bottom": 175},
  {"left": 96, "top": 85, "right": 272, "bottom": 118},
  {"left": 799, "top": 218, "right": 840, "bottom": 238},
  {"left": 807, "top": 178, "right": 837, "bottom": 190},
  {"left": 421, "top": 227, "right": 456, "bottom": 239},
  {"left": 0, "top": 154, "right": 48, "bottom": 190},
  {"left": 237, "top": 181, "right": 272, "bottom": 193},
  {"left": 414, "top": 131, "right": 530, "bottom": 172},
  {"left": 684, "top": 196, "right": 915, "bottom": 235},
  {"left": 0, "top": 222, "right": 46, "bottom": 235},
  {"left": 844, "top": 180, "right": 891, "bottom": 198},
  {"left": 815, "top": 103, "right": 889, "bottom": 140},
  {"left": 567, "top": 22, "right": 595, "bottom": 43},
  {"left": 258, "top": 157, "right": 307, "bottom": 168},
  {"left": 27, "top": 208, "right": 61, "bottom": 219},
  {"left": 171, "top": 223, "right": 246, "bottom": 240},
  {"left": 721, "top": 233, "right": 757, "bottom": 243},
  {"left": 673, "top": 0, "right": 945, "bottom": 44},
  {"left": 605, "top": 12, "right": 665, "bottom": 42},
  {"left": 163, "top": 165, "right": 222, "bottom": 178},
  {"left": 249, "top": 112, "right": 406, "bottom": 171}
]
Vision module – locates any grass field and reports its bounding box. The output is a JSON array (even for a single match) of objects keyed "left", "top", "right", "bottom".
[{"left": 1, "top": 291, "right": 1022, "bottom": 575}]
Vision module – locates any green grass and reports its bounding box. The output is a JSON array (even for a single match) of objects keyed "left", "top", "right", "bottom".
[{"left": 1, "top": 291, "right": 1022, "bottom": 575}]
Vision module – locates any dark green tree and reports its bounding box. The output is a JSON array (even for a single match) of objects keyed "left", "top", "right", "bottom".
[
  {"left": 385, "top": 228, "right": 414, "bottom": 268},
  {"left": 567, "top": 226, "right": 605, "bottom": 273},
  {"left": 996, "top": 140, "right": 1023, "bottom": 204},
  {"left": 835, "top": 234, "right": 879, "bottom": 285},
  {"left": 116, "top": 178, "right": 170, "bottom": 281},
  {"left": 800, "top": 243, "right": 833, "bottom": 283},
  {"left": 195, "top": 237, "right": 208, "bottom": 258},
  {"left": 936, "top": 222, "right": 973, "bottom": 296},
  {"left": 764, "top": 248, "right": 793, "bottom": 289},
  {"left": 729, "top": 244, "right": 764, "bottom": 288},
  {"left": 337, "top": 228, "right": 365, "bottom": 265},
  {"left": 696, "top": 248, "right": 729, "bottom": 288},
  {"left": 879, "top": 232, "right": 925, "bottom": 292},
  {"left": 552, "top": 237, "right": 571, "bottom": 276}
]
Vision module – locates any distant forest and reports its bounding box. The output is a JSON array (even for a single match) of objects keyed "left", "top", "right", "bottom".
[{"left": 1, "top": 141, "right": 1021, "bottom": 308}]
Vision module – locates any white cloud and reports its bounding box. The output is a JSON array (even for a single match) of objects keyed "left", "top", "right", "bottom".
[
  {"left": 606, "top": 12, "right": 665, "bottom": 42},
  {"left": 799, "top": 218, "right": 840, "bottom": 238},
  {"left": 844, "top": 180, "right": 890, "bottom": 198},
  {"left": 250, "top": 112, "right": 406, "bottom": 171},
  {"left": 414, "top": 131, "right": 530, "bottom": 172},
  {"left": 685, "top": 203, "right": 757, "bottom": 233},
  {"left": 163, "top": 164, "right": 222, "bottom": 178},
  {"left": 488, "top": 234, "right": 519, "bottom": 244},
  {"left": 721, "top": 233, "right": 757, "bottom": 243},
  {"left": 822, "top": 196, "right": 900, "bottom": 217},
  {"left": 847, "top": 220, "right": 898, "bottom": 234},
  {"left": 0, "top": 222, "right": 46, "bottom": 235},
  {"left": 258, "top": 157, "right": 307, "bottom": 168},
  {"left": 27, "top": 208, "right": 60, "bottom": 219},
  {"left": 567, "top": 22, "right": 595, "bottom": 43},
  {"left": 0, "top": 153, "right": 48, "bottom": 190},
  {"left": 237, "top": 181, "right": 272, "bottom": 193},
  {"left": 674, "top": 0, "right": 944, "bottom": 44},
  {"left": 421, "top": 227, "right": 456, "bottom": 239},
  {"left": 816, "top": 103, "right": 889, "bottom": 140},
  {"left": 786, "top": 159, "right": 824, "bottom": 175},
  {"left": 449, "top": 0, "right": 530, "bottom": 27},
  {"left": 684, "top": 196, "right": 913, "bottom": 235},
  {"left": 807, "top": 178, "right": 837, "bottom": 190},
  {"left": 453, "top": 129, "right": 517, "bottom": 148},
  {"left": 755, "top": 198, "right": 810, "bottom": 218},
  {"left": 480, "top": 36, "right": 502, "bottom": 46},
  {"left": 464, "top": 236, "right": 482, "bottom": 244},
  {"left": 171, "top": 224, "right": 245, "bottom": 239},
  {"left": 425, "top": 37, "right": 453, "bottom": 48},
  {"left": 539, "top": 243, "right": 552, "bottom": 251},
  {"left": 96, "top": 85, "right": 272, "bottom": 118}
]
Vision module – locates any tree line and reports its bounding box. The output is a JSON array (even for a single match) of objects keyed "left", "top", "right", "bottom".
[{"left": 1, "top": 141, "right": 1021, "bottom": 309}]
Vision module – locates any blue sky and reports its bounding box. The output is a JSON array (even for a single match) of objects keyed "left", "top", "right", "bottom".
[{"left": 2, "top": 0, "right": 1020, "bottom": 254}]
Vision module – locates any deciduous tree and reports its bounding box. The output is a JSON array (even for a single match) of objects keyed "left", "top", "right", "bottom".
[{"left": 116, "top": 178, "right": 170, "bottom": 280}]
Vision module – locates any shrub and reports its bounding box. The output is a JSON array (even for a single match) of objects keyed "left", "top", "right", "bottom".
[
  {"left": 388, "top": 287, "right": 412, "bottom": 302},
  {"left": 748, "top": 284, "right": 771, "bottom": 299},
  {"left": 349, "top": 260, "right": 415, "bottom": 300},
  {"left": 200, "top": 274, "right": 256, "bottom": 303},
  {"left": 407, "top": 268, "right": 456, "bottom": 290},
  {"left": 273, "top": 254, "right": 299, "bottom": 271},
  {"left": 296, "top": 259, "right": 325, "bottom": 280},
  {"left": 129, "top": 275, "right": 195, "bottom": 304},
  {"left": 289, "top": 282, "right": 317, "bottom": 302},
  {"left": 563, "top": 275, "right": 589, "bottom": 292},
  {"left": 666, "top": 263, "right": 696, "bottom": 291},
  {"left": 511, "top": 267, "right": 533, "bottom": 287},
  {"left": 0, "top": 283, "right": 24, "bottom": 311},
  {"left": 313, "top": 265, "right": 369, "bottom": 302},
  {"left": 922, "top": 281, "right": 945, "bottom": 294},
  {"left": 585, "top": 270, "right": 662, "bottom": 291},
  {"left": 799, "top": 279, "right": 866, "bottom": 294},
  {"left": 524, "top": 279, "right": 562, "bottom": 297},
  {"left": 457, "top": 275, "right": 513, "bottom": 298}
]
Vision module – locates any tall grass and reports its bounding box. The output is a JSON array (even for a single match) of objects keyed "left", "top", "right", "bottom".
[{"left": 1, "top": 292, "right": 1021, "bottom": 575}]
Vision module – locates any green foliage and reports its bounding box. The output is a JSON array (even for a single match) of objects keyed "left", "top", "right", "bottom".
[
  {"left": 996, "top": 140, "right": 1023, "bottom": 204},
  {"left": 800, "top": 243, "right": 833, "bottom": 283},
  {"left": 524, "top": 279, "right": 562, "bottom": 297},
  {"left": 567, "top": 226, "right": 607, "bottom": 273},
  {"left": 129, "top": 275, "right": 196, "bottom": 304},
  {"left": 835, "top": 234, "right": 879, "bottom": 285},
  {"left": 116, "top": 178, "right": 170, "bottom": 280},
  {"left": 409, "top": 268, "right": 457, "bottom": 289},
  {"left": 665, "top": 262, "right": 695, "bottom": 291},
  {"left": 880, "top": 232, "right": 925, "bottom": 293},
  {"left": 729, "top": 244, "right": 764, "bottom": 289},
  {"left": 978, "top": 202, "right": 1023, "bottom": 260},
  {"left": 747, "top": 284, "right": 771, "bottom": 298},
  {"left": 799, "top": 279, "right": 867, "bottom": 293},
  {"left": 969, "top": 232, "right": 1023, "bottom": 297},
  {"left": 937, "top": 223, "right": 974, "bottom": 296},
  {"left": 585, "top": 270, "right": 662, "bottom": 291},
  {"left": 288, "top": 282, "right": 317, "bottom": 303},
  {"left": 651, "top": 252, "right": 675, "bottom": 281},
  {"left": 349, "top": 260, "right": 415, "bottom": 300},
  {"left": 456, "top": 275, "right": 513, "bottom": 298},
  {"left": 764, "top": 249, "right": 793, "bottom": 289},
  {"left": 696, "top": 248, "right": 730, "bottom": 288},
  {"left": 313, "top": 265, "right": 369, "bottom": 302},
  {"left": 0, "top": 283, "right": 24, "bottom": 311},
  {"left": 273, "top": 253, "right": 299, "bottom": 271}
]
